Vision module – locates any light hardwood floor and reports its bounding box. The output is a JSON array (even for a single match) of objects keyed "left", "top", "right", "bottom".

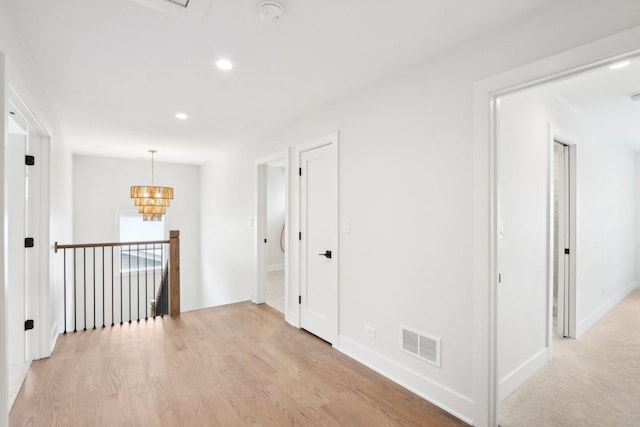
[{"left": 10, "top": 302, "right": 467, "bottom": 427}]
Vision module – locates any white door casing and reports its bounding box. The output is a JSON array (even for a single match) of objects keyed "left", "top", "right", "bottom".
[
  {"left": 7, "top": 132, "right": 27, "bottom": 369},
  {"left": 297, "top": 134, "right": 338, "bottom": 344},
  {"left": 554, "top": 141, "right": 570, "bottom": 338}
]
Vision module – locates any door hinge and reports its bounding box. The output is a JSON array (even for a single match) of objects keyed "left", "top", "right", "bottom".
[
  {"left": 564, "top": 248, "right": 570, "bottom": 255},
  {"left": 25, "top": 319, "right": 34, "bottom": 331},
  {"left": 25, "top": 237, "right": 34, "bottom": 248},
  {"left": 25, "top": 155, "right": 35, "bottom": 166},
  {"left": 299, "top": 231, "right": 302, "bottom": 241},
  {"left": 299, "top": 167, "right": 302, "bottom": 176},
  {"left": 264, "top": 238, "right": 267, "bottom": 243},
  {"left": 298, "top": 296, "right": 302, "bottom": 304},
  {"left": 498, "top": 273, "right": 502, "bottom": 283}
]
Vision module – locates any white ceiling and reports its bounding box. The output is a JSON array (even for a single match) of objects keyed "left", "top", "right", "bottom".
[
  {"left": 6, "top": 0, "right": 556, "bottom": 164},
  {"left": 548, "top": 59, "right": 640, "bottom": 150}
]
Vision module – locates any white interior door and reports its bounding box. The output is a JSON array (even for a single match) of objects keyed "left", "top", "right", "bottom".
[
  {"left": 7, "top": 131, "right": 30, "bottom": 407},
  {"left": 299, "top": 143, "right": 337, "bottom": 344},
  {"left": 554, "top": 141, "right": 570, "bottom": 338}
]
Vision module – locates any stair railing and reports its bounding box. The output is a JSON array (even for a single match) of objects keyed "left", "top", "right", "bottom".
[{"left": 54, "top": 230, "right": 180, "bottom": 333}]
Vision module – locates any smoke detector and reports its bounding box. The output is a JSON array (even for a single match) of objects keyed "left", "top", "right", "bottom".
[{"left": 259, "top": 1, "right": 283, "bottom": 22}]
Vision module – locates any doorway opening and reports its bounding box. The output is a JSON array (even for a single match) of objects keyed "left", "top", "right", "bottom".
[
  {"left": 552, "top": 138, "right": 576, "bottom": 340},
  {"left": 494, "top": 52, "right": 640, "bottom": 425},
  {"left": 255, "top": 150, "right": 290, "bottom": 320}
]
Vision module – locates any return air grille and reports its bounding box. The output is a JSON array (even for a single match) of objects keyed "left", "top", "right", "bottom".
[{"left": 402, "top": 327, "right": 441, "bottom": 367}]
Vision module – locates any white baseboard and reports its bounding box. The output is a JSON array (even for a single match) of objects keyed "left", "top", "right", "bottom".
[
  {"left": 286, "top": 310, "right": 299, "bottom": 328},
  {"left": 499, "top": 347, "right": 548, "bottom": 401},
  {"left": 49, "top": 321, "right": 59, "bottom": 356},
  {"left": 335, "top": 335, "right": 474, "bottom": 425},
  {"left": 267, "top": 263, "right": 285, "bottom": 272},
  {"left": 577, "top": 281, "right": 637, "bottom": 337}
]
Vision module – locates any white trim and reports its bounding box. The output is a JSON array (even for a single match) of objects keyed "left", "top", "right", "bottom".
[
  {"left": 336, "top": 336, "right": 473, "bottom": 425},
  {"left": 1, "top": 50, "right": 9, "bottom": 427},
  {"left": 49, "top": 321, "right": 58, "bottom": 354},
  {"left": 254, "top": 149, "right": 290, "bottom": 324},
  {"left": 7, "top": 86, "right": 53, "bottom": 362},
  {"left": 7, "top": 85, "right": 49, "bottom": 136},
  {"left": 577, "top": 282, "right": 637, "bottom": 337},
  {"left": 266, "top": 263, "right": 284, "bottom": 272},
  {"left": 293, "top": 132, "right": 339, "bottom": 338},
  {"left": 499, "top": 347, "right": 548, "bottom": 401},
  {"left": 474, "top": 26, "right": 640, "bottom": 427}
]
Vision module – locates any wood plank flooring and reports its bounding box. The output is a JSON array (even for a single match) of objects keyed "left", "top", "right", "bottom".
[{"left": 10, "top": 302, "right": 467, "bottom": 426}]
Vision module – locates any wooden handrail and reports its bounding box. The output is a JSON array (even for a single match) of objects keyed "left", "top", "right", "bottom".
[{"left": 54, "top": 239, "right": 170, "bottom": 252}]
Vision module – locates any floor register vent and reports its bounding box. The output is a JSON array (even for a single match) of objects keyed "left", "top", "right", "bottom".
[{"left": 402, "top": 327, "right": 441, "bottom": 367}]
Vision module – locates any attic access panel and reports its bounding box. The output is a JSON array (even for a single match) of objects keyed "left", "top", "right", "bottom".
[
  {"left": 166, "top": 0, "right": 189, "bottom": 6},
  {"left": 128, "top": 0, "right": 210, "bottom": 20}
]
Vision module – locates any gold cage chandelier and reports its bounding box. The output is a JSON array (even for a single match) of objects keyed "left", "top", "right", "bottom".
[{"left": 130, "top": 150, "right": 174, "bottom": 221}]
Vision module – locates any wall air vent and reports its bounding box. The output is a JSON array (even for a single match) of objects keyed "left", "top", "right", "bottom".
[{"left": 401, "top": 327, "right": 441, "bottom": 367}]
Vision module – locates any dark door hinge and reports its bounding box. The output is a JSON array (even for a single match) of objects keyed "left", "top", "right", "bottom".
[
  {"left": 25, "top": 155, "right": 35, "bottom": 166},
  {"left": 498, "top": 273, "right": 502, "bottom": 283},
  {"left": 564, "top": 248, "right": 570, "bottom": 255},
  {"left": 299, "top": 232, "right": 302, "bottom": 241},
  {"left": 25, "top": 319, "right": 34, "bottom": 330},
  {"left": 299, "top": 167, "right": 302, "bottom": 176},
  {"left": 298, "top": 296, "right": 302, "bottom": 304},
  {"left": 25, "top": 237, "right": 34, "bottom": 248},
  {"left": 264, "top": 238, "right": 267, "bottom": 243}
]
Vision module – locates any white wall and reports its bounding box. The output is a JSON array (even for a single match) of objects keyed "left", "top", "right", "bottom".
[
  {"left": 266, "top": 166, "right": 285, "bottom": 270},
  {"left": 497, "top": 88, "right": 637, "bottom": 400},
  {"left": 73, "top": 155, "right": 202, "bottom": 312},
  {"left": 198, "top": 1, "right": 640, "bottom": 423},
  {"left": 1, "top": 2, "right": 73, "bottom": 423}
]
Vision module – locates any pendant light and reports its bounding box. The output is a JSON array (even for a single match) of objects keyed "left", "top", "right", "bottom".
[{"left": 130, "top": 150, "right": 174, "bottom": 221}]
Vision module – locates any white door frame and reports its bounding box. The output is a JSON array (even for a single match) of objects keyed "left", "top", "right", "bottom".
[
  {"left": 473, "top": 28, "right": 640, "bottom": 426},
  {"left": 293, "top": 132, "right": 339, "bottom": 338},
  {"left": 7, "top": 84, "right": 52, "bottom": 362},
  {"left": 548, "top": 128, "right": 577, "bottom": 349},
  {"left": 1, "top": 50, "right": 9, "bottom": 427},
  {"left": 254, "top": 149, "right": 291, "bottom": 323}
]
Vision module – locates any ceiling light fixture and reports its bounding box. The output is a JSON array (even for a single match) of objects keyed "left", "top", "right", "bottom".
[
  {"left": 609, "top": 60, "right": 630, "bottom": 70},
  {"left": 175, "top": 112, "right": 188, "bottom": 120},
  {"left": 130, "top": 150, "right": 174, "bottom": 221},
  {"left": 216, "top": 59, "right": 233, "bottom": 70}
]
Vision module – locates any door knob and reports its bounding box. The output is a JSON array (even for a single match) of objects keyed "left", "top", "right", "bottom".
[{"left": 318, "top": 250, "right": 332, "bottom": 259}]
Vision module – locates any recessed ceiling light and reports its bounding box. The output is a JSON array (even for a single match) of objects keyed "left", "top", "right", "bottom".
[
  {"left": 216, "top": 59, "right": 233, "bottom": 71},
  {"left": 609, "top": 60, "right": 630, "bottom": 70},
  {"left": 175, "top": 112, "right": 188, "bottom": 120}
]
